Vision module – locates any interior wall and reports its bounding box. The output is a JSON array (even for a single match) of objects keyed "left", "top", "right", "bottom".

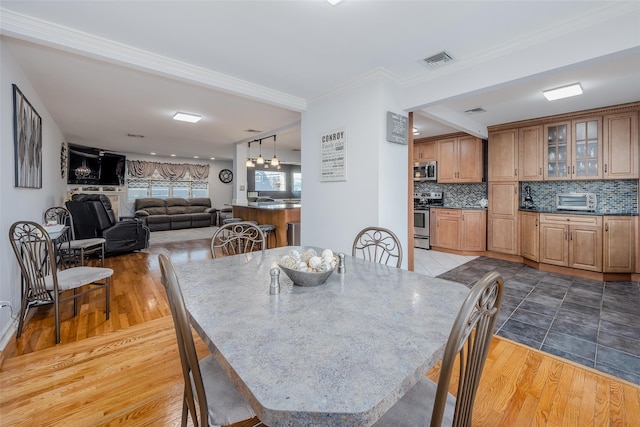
[
  {"left": 1, "top": 39, "right": 67, "bottom": 349},
  {"left": 301, "top": 75, "right": 408, "bottom": 265}
]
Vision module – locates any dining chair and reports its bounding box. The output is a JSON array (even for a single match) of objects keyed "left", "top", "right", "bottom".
[
  {"left": 158, "top": 253, "right": 259, "bottom": 427},
  {"left": 373, "top": 271, "right": 504, "bottom": 427},
  {"left": 352, "top": 226, "right": 403, "bottom": 268},
  {"left": 9, "top": 221, "right": 112, "bottom": 344},
  {"left": 44, "top": 206, "right": 106, "bottom": 267},
  {"left": 210, "top": 222, "right": 265, "bottom": 258}
]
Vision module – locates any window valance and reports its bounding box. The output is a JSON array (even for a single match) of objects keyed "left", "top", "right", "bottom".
[{"left": 127, "top": 160, "right": 209, "bottom": 179}]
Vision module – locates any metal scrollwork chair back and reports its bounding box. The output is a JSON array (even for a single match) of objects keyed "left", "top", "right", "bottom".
[
  {"left": 352, "top": 226, "right": 403, "bottom": 268},
  {"left": 210, "top": 222, "right": 266, "bottom": 259},
  {"left": 44, "top": 206, "right": 106, "bottom": 267},
  {"left": 9, "top": 221, "right": 112, "bottom": 344},
  {"left": 373, "top": 271, "right": 504, "bottom": 427}
]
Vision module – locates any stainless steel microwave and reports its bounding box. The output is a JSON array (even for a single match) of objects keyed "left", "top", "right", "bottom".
[
  {"left": 413, "top": 161, "right": 437, "bottom": 181},
  {"left": 556, "top": 193, "right": 597, "bottom": 211}
]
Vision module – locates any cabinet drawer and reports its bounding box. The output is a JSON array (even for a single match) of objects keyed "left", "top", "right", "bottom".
[
  {"left": 434, "top": 208, "right": 461, "bottom": 218},
  {"left": 539, "top": 213, "right": 601, "bottom": 226}
]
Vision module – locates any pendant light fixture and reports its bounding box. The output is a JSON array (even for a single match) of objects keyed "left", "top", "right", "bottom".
[
  {"left": 75, "top": 158, "right": 92, "bottom": 178},
  {"left": 270, "top": 135, "right": 279, "bottom": 166},
  {"left": 256, "top": 139, "right": 265, "bottom": 165},
  {"left": 246, "top": 142, "right": 255, "bottom": 168}
]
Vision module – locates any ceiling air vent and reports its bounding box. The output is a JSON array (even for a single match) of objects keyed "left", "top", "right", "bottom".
[
  {"left": 422, "top": 51, "right": 454, "bottom": 69},
  {"left": 244, "top": 129, "right": 262, "bottom": 133},
  {"left": 465, "top": 107, "right": 487, "bottom": 114}
]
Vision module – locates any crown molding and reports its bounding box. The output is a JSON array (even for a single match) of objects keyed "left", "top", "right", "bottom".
[{"left": 0, "top": 8, "right": 307, "bottom": 112}]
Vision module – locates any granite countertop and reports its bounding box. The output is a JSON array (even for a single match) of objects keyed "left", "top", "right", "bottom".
[
  {"left": 519, "top": 207, "right": 638, "bottom": 216},
  {"left": 233, "top": 202, "right": 301, "bottom": 210},
  {"left": 432, "top": 205, "right": 488, "bottom": 210}
]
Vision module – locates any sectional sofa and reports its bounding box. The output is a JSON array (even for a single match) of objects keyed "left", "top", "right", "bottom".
[{"left": 134, "top": 197, "right": 218, "bottom": 231}]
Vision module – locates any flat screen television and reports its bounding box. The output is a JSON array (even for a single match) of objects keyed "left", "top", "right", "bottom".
[{"left": 67, "top": 143, "right": 126, "bottom": 186}]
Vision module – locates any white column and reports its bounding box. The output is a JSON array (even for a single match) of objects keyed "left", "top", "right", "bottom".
[{"left": 232, "top": 143, "right": 249, "bottom": 204}]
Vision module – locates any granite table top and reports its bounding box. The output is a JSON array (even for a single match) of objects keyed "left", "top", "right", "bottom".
[{"left": 175, "top": 247, "right": 470, "bottom": 426}]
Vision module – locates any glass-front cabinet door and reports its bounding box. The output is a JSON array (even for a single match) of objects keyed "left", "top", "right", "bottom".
[
  {"left": 544, "top": 122, "right": 571, "bottom": 180},
  {"left": 572, "top": 117, "right": 602, "bottom": 179}
]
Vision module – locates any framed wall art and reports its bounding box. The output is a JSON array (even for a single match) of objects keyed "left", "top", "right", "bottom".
[{"left": 13, "top": 84, "right": 42, "bottom": 188}]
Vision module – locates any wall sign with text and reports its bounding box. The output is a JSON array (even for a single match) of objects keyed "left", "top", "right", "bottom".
[
  {"left": 320, "top": 128, "right": 347, "bottom": 182},
  {"left": 386, "top": 111, "right": 408, "bottom": 145}
]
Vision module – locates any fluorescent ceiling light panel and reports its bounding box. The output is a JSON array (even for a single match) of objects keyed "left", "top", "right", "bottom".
[
  {"left": 543, "top": 83, "right": 583, "bottom": 101},
  {"left": 173, "top": 112, "right": 202, "bottom": 123}
]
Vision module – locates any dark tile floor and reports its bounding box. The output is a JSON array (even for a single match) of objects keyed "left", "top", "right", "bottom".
[{"left": 438, "top": 257, "right": 640, "bottom": 385}]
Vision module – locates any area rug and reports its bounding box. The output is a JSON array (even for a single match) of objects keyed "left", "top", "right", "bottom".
[{"left": 148, "top": 226, "right": 219, "bottom": 245}]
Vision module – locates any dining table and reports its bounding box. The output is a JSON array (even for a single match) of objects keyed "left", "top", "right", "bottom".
[{"left": 174, "top": 246, "right": 471, "bottom": 427}]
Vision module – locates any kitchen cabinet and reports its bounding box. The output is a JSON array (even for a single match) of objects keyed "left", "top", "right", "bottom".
[
  {"left": 487, "top": 182, "right": 519, "bottom": 255},
  {"left": 603, "top": 112, "right": 639, "bottom": 179},
  {"left": 432, "top": 208, "right": 460, "bottom": 250},
  {"left": 603, "top": 216, "right": 635, "bottom": 272},
  {"left": 461, "top": 210, "right": 487, "bottom": 252},
  {"left": 544, "top": 121, "right": 571, "bottom": 180},
  {"left": 488, "top": 128, "right": 518, "bottom": 181},
  {"left": 539, "top": 213, "right": 602, "bottom": 272},
  {"left": 437, "top": 135, "right": 483, "bottom": 183},
  {"left": 518, "top": 125, "right": 544, "bottom": 181},
  {"left": 572, "top": 117, "right": 602, "bottom": 179},
  {"left": 413, "top": 140, "right": 436, "bottom": 162},
  {"left": 520, "top": 211, "right": 539, "bottom": 261},
  {"left": 431, "top": 208, "right": 486, "bottom": 252}
]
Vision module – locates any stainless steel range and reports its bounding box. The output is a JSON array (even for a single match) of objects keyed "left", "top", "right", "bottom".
[{"left": 414, "top": 192, "right": 443, "bottom": 250}]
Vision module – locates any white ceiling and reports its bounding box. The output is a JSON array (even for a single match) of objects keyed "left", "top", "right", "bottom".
[{"left": 1, "top": 1, "right": 639, "bottom": 161}]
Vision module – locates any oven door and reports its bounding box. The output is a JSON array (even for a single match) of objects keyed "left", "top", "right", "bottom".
[{"left": 414, "top": 209, "right": 430, "bottom": 249}]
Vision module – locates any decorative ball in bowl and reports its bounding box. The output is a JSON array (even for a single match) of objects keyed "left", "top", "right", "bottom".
[{"left": 278, "top": 247, "right": 338, "bottom": 287}]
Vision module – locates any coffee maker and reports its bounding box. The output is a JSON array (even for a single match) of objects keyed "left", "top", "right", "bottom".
[{"left": 523, "top": 185, "right": 535, "bottom": 210}]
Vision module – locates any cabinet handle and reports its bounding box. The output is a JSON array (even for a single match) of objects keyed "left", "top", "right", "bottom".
[
  {"left": 539, "top": 167, "right": 542, "bottom": 176},
  {"left": 570, "top": 231, "right": 573, "bottom": 241},
  {"left": 535, "top": 219, "right": 538, "bottom": 226},
  {"left": 605, "top": 164, "right": 608, "bottom": 173},
  {"left": 564, "top": 231, "right": 567, "bottom": 240},
  {"left": 605, "top": 223, "right": 609, "bottom": 232},
  {"left": 572, "top": 165, "right": 575, "bottom": 174},
  {"left": 515, "top": 168, "right": 518, "bottom": 176}
]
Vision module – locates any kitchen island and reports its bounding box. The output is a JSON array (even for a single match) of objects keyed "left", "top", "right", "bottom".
[{"left": 232, "top": 202, "right": 301, "bottom": 247}]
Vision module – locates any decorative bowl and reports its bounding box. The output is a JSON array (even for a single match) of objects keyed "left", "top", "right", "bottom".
[
  {"left": 278, "top": 264, "right": 336, "bottom": 287},
  {"left": 278, "top": 247, "right": 338, "bottom": 287}
]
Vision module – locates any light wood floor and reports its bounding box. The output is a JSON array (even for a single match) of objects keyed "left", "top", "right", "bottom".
[{"left": 1, "top": 238, "right": 639, "bottom": 426}]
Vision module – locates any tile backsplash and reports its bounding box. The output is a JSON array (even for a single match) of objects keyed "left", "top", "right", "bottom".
[{"left": 415, "top": 180, "right": 638, "bottom": 214}]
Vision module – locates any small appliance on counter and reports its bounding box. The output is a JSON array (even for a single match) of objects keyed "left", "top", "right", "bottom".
[
  {"left": 556, "top": 193, "right": 597, "bottom": 211},
  {"left": 522, "top": 185, "right": 536, "bottom": 210},
  {"left": 413, "top": 191, "right": 444, "bottom": 250}
]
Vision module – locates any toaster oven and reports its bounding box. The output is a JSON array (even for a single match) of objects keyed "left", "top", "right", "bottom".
[{"left": 556, "top": 193, "right": 597, "bottom": 211}]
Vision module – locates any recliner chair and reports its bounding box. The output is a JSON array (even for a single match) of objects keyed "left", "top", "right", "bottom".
[{"left": 66, "top": 194, "right": 150, "bottom": 255}]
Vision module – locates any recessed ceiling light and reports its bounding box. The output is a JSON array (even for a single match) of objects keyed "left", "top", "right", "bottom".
[
  {"left": 170, "top": 154, "right": 176, "bottom": 157},
  {"left": 173, "top": 112, "right": 202, "bottom": 123},
  {"left": 210, "top": 157, "right": 215, "bottom": 160},
  {"left": 194, "top": 156, "right": 199, "bottom": 159},
  {"left": 413, "top": 127, "right": 420, "bottom": 136},
  {"left": 326, "top": 0, "right": 342, "bottom": 5},
  {"left": 150, "top": 152, "right": 156, "bottom": 155},
  {"left": 543, "top": 83, "right": 583, "bottom": 101}
]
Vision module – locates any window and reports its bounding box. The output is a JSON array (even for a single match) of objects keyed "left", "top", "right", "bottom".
[
  {"left": 292, "top": 172, "right": 302, "bottom": 192},
  {"left": 255, "top": 171, "right": 286, "bottom": 192},
  {"left": 127, "top": 171, "right": 208, "bottom": 202}
]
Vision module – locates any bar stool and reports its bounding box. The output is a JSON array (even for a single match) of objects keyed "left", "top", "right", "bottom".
[
  {"left": 258, "top": 224, "right": 277, "bottom": 248},
  {"left": 222, "top": 217, "right": 243, "bottom": 225}
]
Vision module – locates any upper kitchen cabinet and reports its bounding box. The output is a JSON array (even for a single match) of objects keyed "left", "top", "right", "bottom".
[
  {"left": 544, "top": 121, "right": 572, "bottom": 180},
  {"left": 571, "top": 117, "right": 602, "bottom": 180},
  {"left": 438, "top": 135, "right": 484, "bottom": 183},
  {"left": 413, "top": 139, "right": 436, "bottom": 162},
  {"left": 603, "top": 111, "right": 639, "bottom": 179},
  {"left": 488, "top": 129, "right": 518, "bottom": 181},
  {"left": 518, "top": 125, "right": 544, "bottom": 181}
]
